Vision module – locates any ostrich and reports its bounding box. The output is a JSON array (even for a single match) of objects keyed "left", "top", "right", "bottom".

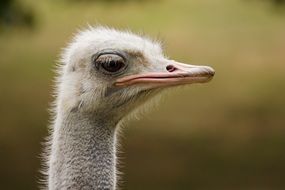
[{"left": 45, "top": 26, "right": 215, "bottom": 190}]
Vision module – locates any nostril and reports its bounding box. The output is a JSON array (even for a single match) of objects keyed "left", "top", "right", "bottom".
[{"left": 166, "top": 65, "right": 176, "bottom": 72}]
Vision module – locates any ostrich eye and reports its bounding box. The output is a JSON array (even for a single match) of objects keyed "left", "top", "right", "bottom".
[
  {"left": 94, "top": 54, "right": 127, "bottom": 75},
  {"left": 102, "top": 59, "right": 124, "bottom": 73}
]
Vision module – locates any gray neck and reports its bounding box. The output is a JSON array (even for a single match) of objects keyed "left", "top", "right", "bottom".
[{"left": 48, "top": 112, "right": 117, "bottom": 190}]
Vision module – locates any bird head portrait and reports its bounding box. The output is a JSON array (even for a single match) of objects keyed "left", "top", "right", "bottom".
[{"left": 57, "top": 27, "right": 215, "bottom": 123}]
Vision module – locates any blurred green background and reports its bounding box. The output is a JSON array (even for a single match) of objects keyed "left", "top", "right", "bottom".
[{"left": 0, "top": 0, "right": 285, "bottom": 189}]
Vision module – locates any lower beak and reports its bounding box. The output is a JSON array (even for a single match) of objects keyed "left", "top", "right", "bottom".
[{"left": 115, "top": 60, "right": 215, "bottom": 88}]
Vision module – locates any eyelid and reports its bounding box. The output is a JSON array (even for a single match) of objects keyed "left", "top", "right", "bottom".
[
  {"left": 96, "top": 54, "right": 123, "bottom": 63},
  {"left": 92, "top": 49, "right": 128, "bottom": 64}
]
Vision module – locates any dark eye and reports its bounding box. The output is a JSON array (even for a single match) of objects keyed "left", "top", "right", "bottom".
[
  {"left": 94, "top": 54, "right": 126, "bottom": 74},
  {"left": 102, "top": 59, "right": 124, "bottom": 73}
]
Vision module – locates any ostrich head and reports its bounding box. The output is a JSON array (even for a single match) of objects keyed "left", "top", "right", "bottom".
[{"left": 58, "top": 27, "right": 214, "bottom": 122}]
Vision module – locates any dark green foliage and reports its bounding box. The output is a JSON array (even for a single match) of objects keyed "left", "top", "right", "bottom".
[
  {"left": 68, "top": 0, "right": 149, "bottom": 3},
  {"left": 271, "top": 0, "right": 285, "bottom": 5},
  {"left": 0, "top": 0, "right": 35, "bottom": 28}
]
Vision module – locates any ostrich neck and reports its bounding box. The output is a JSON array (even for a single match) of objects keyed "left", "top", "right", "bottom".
[{"left": 48, "top": 111, "right": 117, "bottom": 190}]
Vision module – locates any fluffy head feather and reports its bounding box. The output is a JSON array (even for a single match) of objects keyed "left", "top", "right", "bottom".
[{"left": 56, "top": 27, "right": 168, "bottom": 121}]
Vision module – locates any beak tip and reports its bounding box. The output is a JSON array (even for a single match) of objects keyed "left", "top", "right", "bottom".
[{"left": 206, "top": 66, "right": 215, "bottom": 77}]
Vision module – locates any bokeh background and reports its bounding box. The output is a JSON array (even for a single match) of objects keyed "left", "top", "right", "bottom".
[{"left": 1, "top": 0, "right": 285, "bottom": 189}]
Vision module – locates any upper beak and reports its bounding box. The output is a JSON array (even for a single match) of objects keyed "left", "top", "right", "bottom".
[{"left": 115, "top": 60, "right": 215, "bottom": 88}]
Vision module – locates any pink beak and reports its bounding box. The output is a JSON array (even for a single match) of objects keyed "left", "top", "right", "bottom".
[{"left": 115, "top": 60, "right": 215, "bottom": 88}]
